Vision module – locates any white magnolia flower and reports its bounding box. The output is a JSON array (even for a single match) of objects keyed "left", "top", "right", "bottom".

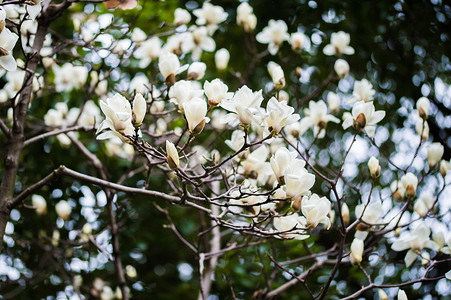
[
  {"left": 134, "top": 37, "right": 162, "bottom": 68},
  {"left": 273, "top": 214, "right": 309, "bottom": 240},
  {"left": 270, "top": 147, "right": 297, "bottom": 182},
  {"left": 225, "top": 130, "right": 246, "bottom": 153},
  {"left": 351, "top": 79, "right": 375, "bottom": 103},
  {"left": 415, "top": 119, "right": 429, "bottom": 141},
  {"left": 290, "top": 32, "right": 307, "bottom": 52},
  {"left": 334, "top": 59, "right": 350, "bottom": 78},
  {"left": 0, "top": 13, "right": 18, "bottom": 71},
  {"left": 32, "top": 194, "right": 47, "bottom": 215},
  {"left": 440, "top": 159, "right": 451, "bottom": 177},
  {"left": 190, "top": 26, "right": 216, "bottom": 60},
  {"left": 341, "top": 203, "right": 350, "bottom": 225},
  {"left": 53, "top": 63, "right": 88, "bottom": 92},
  {"left": 174, "top": 8, "right": 191, "bottom": 25},
  {"left": 193, "top": 2, "right": 228, "bottom": 34},
  {"left": 350, "top": 238, "right": 364, "bottom": 264},
  {"left": 368, "top": 156, "right": 381, "bottom": 178},
  {"left": 230, "top": 194, "right": 273, "bottom": 215},
  {"left": 414, "top": 191, "right": 434, "bottom": 217},
  {"left": 183, "top": 97, "right": 208, "bottom": 134},
  {"left": 131, "top": 28, "right": 147, "bottom": 43},
  {"left": 158, "top": 52, "right": 188, "bottom": 85},
  {"left": 398, "top": 289, "right": 408, "bottom": 300},
  {"left": 392, "top": 222, "right": 439, "bottom": 267},
  {"left": 256, "top": 20, "right": 290, "bottom": 55},
  {"left": 215, "top": 48, "right": 230, "bottom": 70},
  {"left": 342, "top": 101, "right": 385, "bottom": 137},
  {"left": 355, "top": 202, "right": 382, "bottom": 240},
  {"left": 416, "top": 97, "right": 430, "bottom": 119},
  {"left": 378, "top": 289, "right": 389, "bottom": 300},
  {"left": 300, "top": 100, "right": 340, "bottom": 138},
  {"left": 187, "top": 61, "right": 206, "bottom": 81},
  {"left": 203, "top": 79, "right": 233, "bottom": 106},
  {"left": 267, "top": 61, "right": 285, "bottom": 89},
  {"left": 132, "top": 93, "right": 146, "bottom": 127},
  {"left": 236, "top": 2, "right": 257, "bottom": 32},
  {"left": 264, "top": 97, "right": 300, "bottom": 134},
  {"left": 284, "top": 160, "right": 315, "bottom": 200},
  {"left": 300, "top": 193, "right": 331, "bottom": 229},
  {"left": 129, "top": 73, "right": 150, "bottom": 95},
  {"left": 400, "top": 172, "right": 418, "bottom": 199},
  {"left": 169, "top": 80, "right": 204, "bottom": 111},
  {"left": 427, "top": 142, "right": 444, "bottom": 168},
  {"left": 166, "top": 140, "right": 179, "bottom": 169},
  {"left": 221, "top": 85, "right": 264, "bottom": 126},
  {"left": 241, "top": 145, "right": 270, "bottom": 176},
  {"left": 323, "top": 31, "right": 355, "bottom": 56},
  {"left": 55, "top": 200, "right": 72, "bottom": 221},
  {"left": 327, "top": 92, "right": 341, "bottom": 113},
  {"left": 26, "top": 1, "right": 43, "bottom": 20}
]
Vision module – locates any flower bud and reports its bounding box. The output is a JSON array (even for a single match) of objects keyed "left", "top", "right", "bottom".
[
  {"left": 52, "top": 229, "right": 60, "bottom": 246},
  {"left": 341, "top": 203, "right": 350, "bottom": 226},
  {"left": 427, "top": 142, "right": 444, "bottom": 168},
  {"left": 166, "top": 140, "right": 179, "bottom": 169},
  {"left": 268, "top": 61, "right": 285, "bottom": 89},
  {"left": 354, "top": 113, "right": 366, "bottom": 131},
  {"left": 187, "top": 62, "right": 206, "bottom": 81},
  {"left": 440, "top": 160, "right": 451, "bottom": 177},
  {"left": 32, "top": 194, "right": 47, "bottom": 215},
  {"left": 215, "top": 48, "right": 230, "bottom": 70},
  {"left": 398, "top": 289, "right": 408, "bottom": 300},
  {"left": 416, "top": 97, "right": 430, "bottom": 120},
  {"left": 132, "top": 93, "right": 146, "bottom": 127},
  {"left": 211, "top": 149, "right": 221, "bottom": 164},
  {"left": 378, "top": 289, "right": 389, "bottom": 300},
  {"left": 55, "top": 200, "right": 71, "bottom": 220},
  {"left": 327, "top": 92, "right": 340, "bottom": 113},
  {"left": 125, "top": 265, "right": 137, "bottom": 278},
  {"left": 295, "top": 67, "right": 302, "bottom": 79},
  {"left": 290, "top": 32, "right": 307, "bottom": 52},
  {"left": 174, "top": 8, "right": 191, "bottom": 25},
  {"left": 421, "top": 251, "right": 430, "bottom": 265},
  {"left": 350, "top": 238, "right": 364, "bottom": 265},
  {"left": 334, "top": 59, "right": 350, "bottom": 78},
  {"left": 394, "top": 227, "right": 401, "bottom": 237},
  {"left": 415, "top": 119, "right": 429, "bottom": 141},
  {"left": 291, "top": 196, "right": 302, "bottom": 212},
  {"left": 183, "top": 97, "right": 207, "bottom": 135},
  {"left": 368, "top": 156, "right": 381, "bottom": 178}
]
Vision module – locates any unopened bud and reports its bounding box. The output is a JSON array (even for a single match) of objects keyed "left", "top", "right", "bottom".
[
  {"left": 341, "top": 203, "right": 350, "bottom": 226},
  {"left": 166, "top": 140, "right": 179, "bottom": 169},
  {"left": 394, "top": 227, "right": 401, "bottom": 237},
  {"left": 165, "top": 73, "right": 175, "bottom": 88},
  {"left": 378, "top": 289, "right": 389, "bottom": 300},
  {"left": 406, "top": 184, "right": 416, "bottom": 199},
  {"left": 295, "top": 67, "right": 302, "bottom": 79},
  {"left": 354, "top": 113, "right": 366, "bottom": 131},
  {"left": 291, "top": 197, "right": 302, "bottom": 212}
]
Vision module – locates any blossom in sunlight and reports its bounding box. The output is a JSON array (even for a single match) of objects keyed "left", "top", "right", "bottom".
[
  {"left": 368, "top": 156, "right": 381, "bottom": 178},
  {"left": 267, "top": 61, "right": 285, "bottom": 89},
  {"left": 427, "top": 142, "right": 444, "bottom": 168},
  {"left": 270, "top": 147, "right": 297, "bottom": 183},
  {"left": 334, "top": 59, "right": 350, "bottom": 78},
  {"left": 225, "top": 130, "right": 246, "bottom": 154},
  {"left": 169, "top": 80, "right": 204, "bottom": 111},
  {"left": 323, "top": 31, "right": 355, "bottom": 56},
  {"left": 215, "top": 48, "right": 230, "bottom": 70},
  {"left": 241, "top": 145, "right": 270, "bottom": 179},
  {"left": 416, "top": 96, "right": 430, "bottom": 119},
  {"left": 355, "top": 202, "right": 382, "bottom": 240},
  {"left": 350, "top": 238, "right": 364, "bottom": 264},
  {"left": 290, "top": 32, "right": 307, "bottom": 52},
  {"left": 392, "top": 222, "right": 439, "bottom": 267},
  {"left": 26, "top": 0, "right": 43, "bottom": 20},
  {"left": 131, "top": 93, "right": 146, "bottom": 127},
  {"left": 158, "top": 52, "right": 188, "bottom": 87},
  {"left": 342, "top": 101, "right": 385, "bottom": 137},
  {"left": 300, "top": 100, "right": 340, "bottom": 138},
  {"left": 53, "top": 63, "right": 88, "bottom": 92},
  {"left": 221, "top": 85, "right": 264, "bottom": 126},
  {"left": 414, "top": 191, "right": 434, "bottom": 217},
  {"left": 284, "top": 160, "right": 315, "bottom": 201},
  {"left": 183, "top": 26, "right": 216, "bottom": 60},
  {"left": 32, "top": 194, "right": 47, "bottom": 215},
  {"left": 134, "top": 37, "right": 162, "bottom": 68},
  {"left": 55, "top": 200, "right": 72, "bottom": 221},
  {"left": 203, "top": 79, "right": 233, "bottom": 106},
  {"left": 327, "top": 92, "right": 341, "bottom": 113},
  {"left": 236, "top": 2, "right": 257, "bottom": 32},
  {"left": 174, "top": 8, "right": 191, "bottom": 25},
  {"left": 400, "top": 172, "right": 418, "bottom": 199},
  {"left": 415, "top": 118, "right": 429, "bottom": 141},
  {"left": 300, "top": 194, "right": 332, "bottom": 229},
  {"left": 256, "top": 20, "right": 290, "bottom": 55},
  {"left": 273, "top": 214, "right": 309, "bottom": 240},
  {"left": 193, "top": 2, "right": 228, "bottom": 34},
  {"left": 166, "top": 140, "right": 179, "bottom": 169},
  {"left": 0, "top": 11, "right": 19, "bottom": 71},
  {"left": 183, "top": 97, "right": 208, "bottom": 135},
  {"left": 351, "top": 79, "right": 375, "bottom": 103},
  {"left": 187, "top": 61, "right": 207, "bottom": 81},
  {"left": 264, "top": 97, "right": 300, "bottom": 134}
]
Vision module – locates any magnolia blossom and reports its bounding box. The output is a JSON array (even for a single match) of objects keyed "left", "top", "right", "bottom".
[
  {"left": 169, "top": 80, "right": 204, "bottom": 111},
  {"left": 290, "top": 32, "right": 307, "bottom": 52},
  {"left": 267, "top": 61, "right": 285, "bottom": 89},
  {"left": 392, "top": 222, "right": 439, "bottom": 267},
  {"left": 398, "top": 290, "right": 408, "bottom": 300},
  {"left": 158, "top": 52, "right": 188, "bottom": 86},
  {"left": 131, "top": 28, "right": 146, "bottom": 43},
  {"left": 440, "top": 159, "right": 451, "bottom": 177},
  {"left": 327, "top": 92, "right": 340, "bottom": 113},
  {"left": 355, "top": 202, "right": 382, "bottom": 240},
  {"left": 26, "top": 0, "right": 43, "bottom": 20},
  {"left": 183, "top": 97, "right": 208, "bottom": 134},
  {"left": 129, "top": 73, "right": 150, "bottom": 95},
  {"left": 368, "top": 156, "right": 381, "bottom": 178},
  {"left": 221, "top": 85, "right": 264, "bottom": 126},
  {"left": 273, "top": 214, "right": 309, "bottom": 240},
  {"left": 225, "top": 130, "right": 246, "bottom": 153},
  {"left": 32, "top": 194, "right": 47, "bottom": 215},
  {"left": 256, "top": 20, "right": 290, "bottom": 55},
  {"left": 264, "top": 97, "right": 300, "bottom": 134},
  {"left": 187, "top": 61, "right": 206, "bottom": 80},
  {"left": 378, "top": 289, "right": 389, "bottom": 300},
  {"left": 131, "top": 93, "right": 146, "bottom": 127},
  {"left": 350, "top": 238, "right": 364, "bottom": 264},
  {"left": 334, "top": 59, "right": 350, "bottom": 78},
  {"left": 416, "top": 96, "right": 430, "bottom": 119},
  {"left": 341, "top": 203, "right": 350, "bottom": 225},
  {"left": 351, "top": 79, "right": 375, "bottom": 103},
  {"left": 414, "top": 191, "right": 434, "bottom": 217},
  {"left": 215, "top": 48, "right": 230, "bottom": 70},
  {"left": 230, "top": 194, "right": 273, "bottom": 215},
  {"left": 300, "top": 100, "right": 340, "bottom": 138},
  {"left": 400, "top": 172, "right": 418, "bottom": 199},
  {"left": 53, "top": 63, "right": 88, "bottom": 92},
  {"left": 284, "top": 160, "right": 315, "bottom": 200},
  {"left": 270, "top": 147, "right": 297, "bottom": 182},
  {"left": 0, "top": 12, "right": 18, "bottom": 71},
  {"left": 185, "top": 26, "right": 216, "bottom": 60},
  {"left": 236, "top": 2, "right": 257, "bottom": 32},
  {"left": 193, "top": 2, "right": 228, "bottom": 34},
  {"left": 415, "top": 118, "right": 429, "bottom": 141},
  {"left": 174, "top": 8, "right": 191, "bottom": 25},
  {"left": 427, "top": 142, "right": 444, "bottom": 168},
  {"left": 203, "top": 79, "right": 233, "bottom": 106},
  {"left": 342, "top": 101, "right": 385, "bottom": 137},
  {"left": 55, "top": 200, "right": 72, "bottom": 220},
  {"left": 300, "top": 194, "right": 331, "bottom": 229},
  {"left": 323, "top": 31, "right": 355, "bottom": 56},
  {"left": 166, "top": 140, "right": 179, "bottom": 169},
  {"left": 134, "top": 37, "right": 162, "bottom": 68}
]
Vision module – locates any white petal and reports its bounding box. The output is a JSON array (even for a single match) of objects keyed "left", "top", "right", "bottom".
[
  {"left": 0, "top": 55, "right": 17, "bottom": 71},
  {"left": 323, "top": 45, "right": 335, "bottom": 56},
  {"left": 404, "top": 249, "right": 417, "bottom": 267}
]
